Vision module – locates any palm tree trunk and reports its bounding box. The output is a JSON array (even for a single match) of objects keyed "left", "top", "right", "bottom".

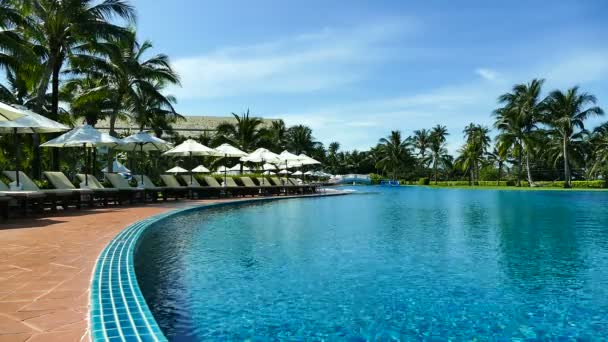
[
  {"left": 31, "top": 62, "right": 55, "bottom": 178},
  {"left": 434, "top": 160, "right": 438, "bottom": 184},
  {"left": 50, "top": 57, "right": 61, "bottom": 171},
  {"left": 497, "top": 162, "right": 502, "bottom": 186},
  {"left": 563, "top": 136, "right": 571, "bottom": 188},
  {"left": 516, "top": 150, "right": 522, "bottom": 187},
  {"left": 525, "top": 151, "right": 535, "bottom": 187}
]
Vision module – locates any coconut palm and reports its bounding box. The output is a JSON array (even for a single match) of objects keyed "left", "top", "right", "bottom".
[
  {"left": 215, "top": 109, "right": 267, "bottom": 152},
  {"left": 376, "top": 130, "right": 412, "bottom": 180},
  {"left": 459, "top": 123, "right": 490, "bottom": 183},
  {"left": 129, "top": 82, "right": 182, "bottom": 135},
  {"left": 494, "top": 79, "right": 545, "bottom": 186},
  {"left": 542, "top": 86, "right": 604, "bottom": 187},
  {"left": 486, "top": 146, "right": 508, "bottom": 186},
  {"left": 70, "top": 30, "right": 180, "bottom": 170},
  {"left": 287, "top": 124, "right": 319, "bottom": 155},
  {"left": 428, "top": 124, "right": 449, "bottom": 184},
  {"left": 265, "top": 119, "right": 288, "bottom": 151}
]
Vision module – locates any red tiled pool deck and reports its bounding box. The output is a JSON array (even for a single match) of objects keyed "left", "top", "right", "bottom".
[{"left": 0, "top": 194, "right": 340, "bottom": 342}]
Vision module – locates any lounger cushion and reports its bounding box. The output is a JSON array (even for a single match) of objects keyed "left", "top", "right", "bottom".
[
  {"left": 203, "top": 176, "right": 222, "bottom": 187},
  {"left": 44, "top": 172, "right": 76, "bottom": 190},
  {"left": 3, "top": 171, "right": 40, "bottom": 191},
  {"left": 180, "top": 175, "right": 201, "bottom": 187},
  {"left": 161, "top": 175, "right": 183, "bottom": 187},
  {"left": 240, "top": 177, "right": 258, "bottom": 187},
  {"left": 225, "top": 177, "right": 239, "bottom": 187}
]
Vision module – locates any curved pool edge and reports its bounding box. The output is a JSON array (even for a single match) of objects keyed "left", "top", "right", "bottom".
[{"left": 88, "top": 192, "right": 349, "bottom": 341}]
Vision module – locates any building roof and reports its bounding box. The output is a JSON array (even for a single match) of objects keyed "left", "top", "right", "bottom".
[{"left": 96, "top": 115, "right": 279, "bottom": 138}]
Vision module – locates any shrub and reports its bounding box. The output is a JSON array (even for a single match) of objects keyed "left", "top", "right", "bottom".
[
  {"left": 418, "top": 177, "right": 430, "bottom": 185},
  {"left": 369, "top": 173, "right": 382, "bottom": 185}
]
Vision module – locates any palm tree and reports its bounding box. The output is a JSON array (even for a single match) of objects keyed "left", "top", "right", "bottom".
[
  {"left": 287, "top": 124, "right": 319, "bottom": 155},
  {"left": 428, "top": 124, "right": 449, "bottom": 184},
  {"left": 459, "top": 123, "right": 490, "bottom": 183},
  {"left": 61, "top": 75, "right": 113, "bottom": 126},
  {"left": 20, "top": 0, "right": 135, "bottom": 169},
  {"left": 376, "top": 130, "right": 411, "bottom": 180},
  {"left": 215, "top": 109, "right": 267, "bottom": 152},
  {"left": 543, "top": 87, "right": 604, "bottom": 187},
  {"left": 70, "top": 30, "right": 180, "bottom": 171},
  {"left": 265, "top": 119, "right": 288, "bottom": 151},
  {"left": 129, "top": 82, "right": 182, "bottom": 135},
  {"left": 494, "top": 79, "right": 545, "bottom": 186},
  {"left": 486, "top": 146, "right": 507, "bottom": 186},
  {"left": 411, "top": 129, "right": 431, "bottom": 160},
  {"left": 589, "top": 123, "right": 608, "bottom": 179}
]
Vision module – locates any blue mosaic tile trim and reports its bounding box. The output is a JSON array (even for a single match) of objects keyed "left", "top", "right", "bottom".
[{"left": 89, "top": 194, "right": 345, "bottom": 342}]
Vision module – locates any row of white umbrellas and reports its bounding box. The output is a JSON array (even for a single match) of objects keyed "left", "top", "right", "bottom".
[{"left": 0, "top": 102, "right": 324, "bottom": 188}]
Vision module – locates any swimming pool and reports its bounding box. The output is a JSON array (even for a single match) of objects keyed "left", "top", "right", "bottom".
[{"left": 134, "top": 187, "right": 608, "bottom": 340}]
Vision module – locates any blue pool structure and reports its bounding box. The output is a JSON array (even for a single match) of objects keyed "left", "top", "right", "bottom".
[{"left": 92, "top": 187, "right": 608, "bottom": 340}]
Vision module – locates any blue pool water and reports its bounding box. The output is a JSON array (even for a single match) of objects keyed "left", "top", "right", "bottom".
[{"left": 135, "top": 187, "right": 608, "bottom": 340}]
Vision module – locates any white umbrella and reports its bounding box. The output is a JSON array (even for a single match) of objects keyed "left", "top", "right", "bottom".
[
  {"left": 304, "top": 170, "right": 314, "bottom": 175},
  {"left": 41, "top": 124, "right": 123, "bottom": 147},
  {"left": 229, "top": 163, "right": 250, "bottom": 172},
  {"left": 166, "top": 166, "right": 189, "bottom": 173},
  {"left": 241, "top": 148, "right": 281, "bottom": 185},
  {"left": 163, "top": 139, "right": 223, "bottom": 185},
  {"left": 263, "top": 170, "right": 276, "bottom": 175},
  {"left": 298, "top": 153, "right": 321, "bottom": 165},
  {"left": 277, "top": 151, "right": 304, "bottom": 181},
  {"left": 0, "top": 102, "right": 26, "bottom": 121},
  {"left": 191, "top": 165, "right": 211, "bottom": 173},
  {"left": 102, "top": 159, "right": 131, "bottom": 174},
  {"left": 41, "top": 124, "right": 123, "bottom": 186},
  {"left": 262, "top": 163, "right": 276, "bottom": 170},
  {"left": 0, "top": 105, "right": 69, "bottom": 188},
  {"left": 241, "top": 148, "right": 280, "bottom": 163},
  {"left": 214, "top": 143, "right": 247, "bottom": 157},
  {"left": 118, "top": 131, "right": 173, "bottom": 185},
  {"left": 292, "top": 170, "right": 303, "bottom": 176},
  {"left": 278, "top": 169, "right": 292, "bottom": 175},
  {"left": 117, "top": 131, "right": 173, "bottom": 152},
  {"left": 215, "top": 166, "right": 229, "bottom": 173},
  {"left": 214, "top": 143, "right": 248, "bottom": 182}
]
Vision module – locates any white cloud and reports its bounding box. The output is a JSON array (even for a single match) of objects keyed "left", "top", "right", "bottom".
[
  {"left": 168, "top": 20, "right": 418, "bottom": 99},
  {"left": 275, "top": 49, "right": 608, "bottom": 152},
  {"left": 475, "top": 68, "right": 500, "bottom": 81}
]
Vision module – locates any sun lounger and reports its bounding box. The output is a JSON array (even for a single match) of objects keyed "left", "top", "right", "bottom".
[
  {"left": 224, "top": 177, "right": 256, "bottom": 196},
  {"left": 178, "top": 175, "right": 221, "bottom": 198},
  {"left": 287, "top": 178, "right": 316, "bottom": 194},
  {"left": 243, "top": 176, "right": 277, "bottom": 195},
  {"left": 3, "top": 171, "right": 82, "bottom": 211},
  {"left": 202, "top": 176, "right": 230, "bottom": 197},
  {"left": 133, "top": 175, "right": 187, "bottom": 200},
  {"left": 104, "top": 173, "right": 148, "bottom": 203},
  {"left": 270, "top": 177, "right": 298, "bottom": 194},
  {"left": 75, "top": 174, "right": 122, "bottom": 205},
  {"left": 43, "top": 171, "right": 98, "bottom": 207},
  {"left": 0, "top": 194, "right": 12, "bottom": 219},
  {"left": 0, "top": 179, "right": 45, "bottom": 216}
]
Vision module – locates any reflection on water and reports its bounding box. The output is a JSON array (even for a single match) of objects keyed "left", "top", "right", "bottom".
[{"left": 135, "top": 187, "right": 608, "bottom": 340}]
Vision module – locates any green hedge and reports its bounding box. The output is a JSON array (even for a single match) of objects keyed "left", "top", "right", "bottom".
[
  {"left": 535, "top": 180, "right": 606, "bottom": 188},
  {"left": 427, "top": 180, "right": 606, "bottom": 188},
  {"left": 417, "top": 177, "right": 430, "bottom": 185}
]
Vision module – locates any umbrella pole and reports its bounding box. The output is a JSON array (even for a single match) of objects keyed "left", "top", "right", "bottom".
[
  {"left": 190, "top": 152, "right": 193, "bottom": 185},
  {"left": 262, "top": 158, "right": 265, "bottom": 185},
  {"left": 83, "top": 143, "right": 88, "bottom": 186},
  {"left": 14, "top": 128, "right": 20, "bottom": 187},
  {"left": 224, "top": 153, "right": 227, "bottom": 185},
  {"left": 140, "top": 144, "right": 144, "bottom": 186}
]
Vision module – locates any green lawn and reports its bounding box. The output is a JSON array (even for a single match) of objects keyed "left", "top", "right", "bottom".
[{"left": 410, "top": 185, "right": 608, "bottom": 192}]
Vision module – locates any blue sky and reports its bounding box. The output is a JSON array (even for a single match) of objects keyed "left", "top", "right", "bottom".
[{"left": 131, "top": 0, "right": 608, "bottom": 152}]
